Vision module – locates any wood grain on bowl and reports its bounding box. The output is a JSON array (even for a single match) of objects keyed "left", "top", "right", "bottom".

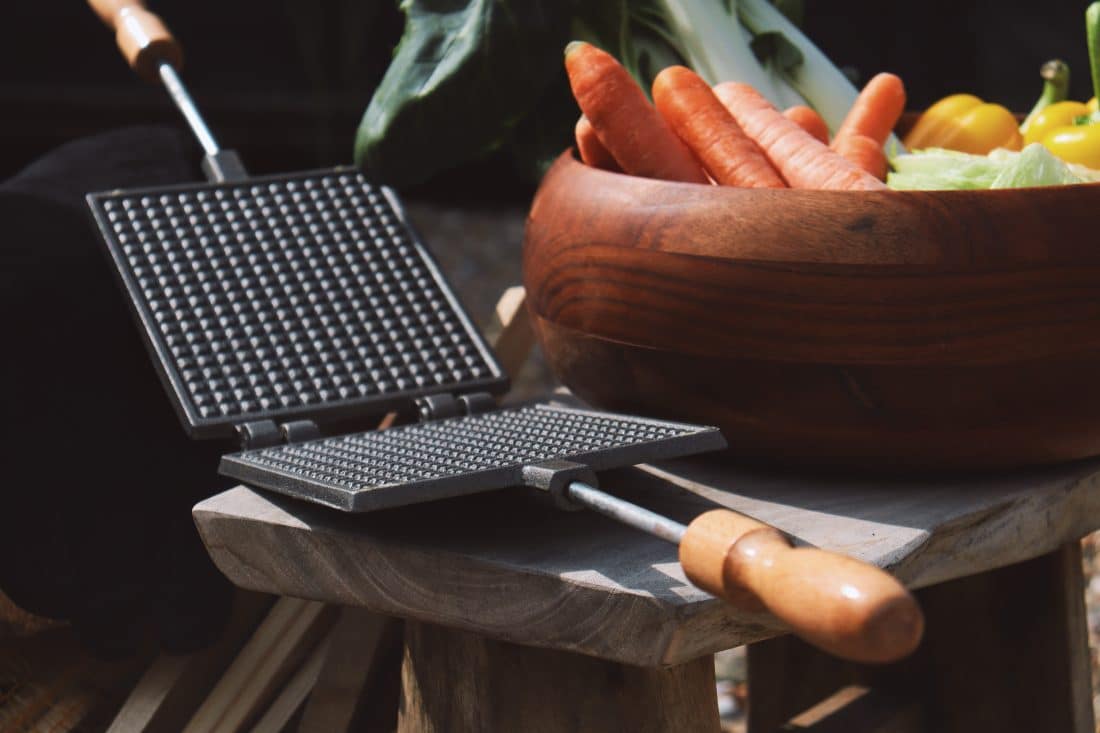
[{"left": 522, "top": 151, "right": 1100, "bottom": 469}]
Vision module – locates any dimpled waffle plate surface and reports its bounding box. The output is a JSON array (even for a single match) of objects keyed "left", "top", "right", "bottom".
[
  {"left": 87, "top": 168, "right": 507, "bottom": 439},
  {"left": 219, "top": 403, "right": 725, "bottom": 511}
]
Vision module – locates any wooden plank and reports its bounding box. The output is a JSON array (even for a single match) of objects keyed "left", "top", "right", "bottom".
[
  {"left": 106, "top": 591, "right": 271, "bottom": 733},
  {"left": 396, "top": 620, "right": 719, "bottom": 733},
  {"left": 247, "top": 631, "right": 332, "bottom": 733},
  {"left": 488, "top": 286, "right": 534, "bottom": 379},
  {"left": 785, "top": 686, "right": 871, "bottom": 728},
  {"left": 749, "top": 544, "right": 1095, "bottom": 733},
  {"left": 0, "top": 628, "right": 150, "bottom": 733},
  {"left": 30, "top": 688, "right": 96, "bottom": 732},
  {"left": 1060, "top": 542, "right": 1095, "bottom": 733},
  {"left": 182, "top": 597, "right": 337, "bottom": 733},
  {"left": 781, "top": 686, "right": 923, "bottom": 732},
  {"left": 108, "top": 657, "right": 197, "bottom": 733},
  {"left": 297, "top": 608, "right": 403, "bottom": 733},
  {"left": 746, "top": 633, "right": 857, "bottom": 733},
  {"left": 194, "top": 454, "right": 1100, "bottom": 667},
  {"left": 0, "top": 587, "right": 60, "bottom": 638}
]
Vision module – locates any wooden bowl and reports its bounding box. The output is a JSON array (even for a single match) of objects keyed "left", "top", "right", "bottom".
[{"left": 523, "top": 151, "right": 1100, "bottom": 470}]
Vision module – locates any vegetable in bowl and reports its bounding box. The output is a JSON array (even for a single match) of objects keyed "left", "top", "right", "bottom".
[
  {"left": 352, "top": 0, "right": 884, "bottom": 188},
  {"left": 888, "top": 144, "right": 1100, "bottom": 191},
  {"left": 897, "top": 1, "right": 1100, "bottom": 180},
  {"left": 565, "top": 40, "right": 896, "bottom": 190}
]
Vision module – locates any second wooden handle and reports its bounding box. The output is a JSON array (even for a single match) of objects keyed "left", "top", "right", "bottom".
[
  {"left": 88, "top": 0, "right": 182, "bottom": 81},
  {"left": 679, "top": 509, "right": 924, "bottom": 664}
]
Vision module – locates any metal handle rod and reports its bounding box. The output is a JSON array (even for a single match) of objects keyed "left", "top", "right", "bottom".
[
  {"left": 565, "top": 482, "right": 687, "bottom": 544},
  {"left": 158, "top": 61, "right": 220, "bottom": 157}
]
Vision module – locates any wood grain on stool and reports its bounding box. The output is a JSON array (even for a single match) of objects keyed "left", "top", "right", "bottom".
[
  {"left": 397, "top": 620, "right": 719, "bottom": 733},
  {"left": 194, "top": 455, "right": 1100, "bottom": 667}
]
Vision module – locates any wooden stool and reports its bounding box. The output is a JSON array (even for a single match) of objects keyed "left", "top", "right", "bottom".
[{"left": 193, "top": 454, "right": 1100, "bottom": 732}]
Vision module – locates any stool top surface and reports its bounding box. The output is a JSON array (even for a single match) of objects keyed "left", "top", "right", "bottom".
[{"left": 194, "top": 454, "right": 1100, "bottom": 666}]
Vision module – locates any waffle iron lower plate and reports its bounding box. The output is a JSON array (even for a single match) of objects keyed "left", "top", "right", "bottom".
[{"left": 219, "top": 402, "right": 725, "bottom": 511}]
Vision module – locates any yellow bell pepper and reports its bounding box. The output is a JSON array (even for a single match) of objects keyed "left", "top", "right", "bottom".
[
  {"left": 1039, "top": 2, "right": 1100, "bottom": 169},
  {"left": 903, "top": 94, "right": 1023, "bottom": 154},
  {"left": 1023, "top": 100, "right": 1093, "bottom": 145},
  {"left": 1040, "top": 124, "right": 1100, "bottom": 169}
]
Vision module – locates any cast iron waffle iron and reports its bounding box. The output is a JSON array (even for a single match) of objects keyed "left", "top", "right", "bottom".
[
  {"left": 83, "top": 1, "right": 726, "bottom": 514},
  {"left": 87, "top": 152, "right": 725, "bottom": 510},
  {"left": 83, "top": 0, "right": 926, "bottom": 665}
]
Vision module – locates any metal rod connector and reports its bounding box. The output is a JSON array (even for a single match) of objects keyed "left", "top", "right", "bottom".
[
  {"left": 158, "top": 61, "right": 220, "bottom": 157},
  {"left": 565, "top": 482, "right": 687, "bottom": 545}
]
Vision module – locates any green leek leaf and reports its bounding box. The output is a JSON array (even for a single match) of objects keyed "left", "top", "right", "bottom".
[{"left": 353, "top": 0, "right": 569, "bottom": 189}]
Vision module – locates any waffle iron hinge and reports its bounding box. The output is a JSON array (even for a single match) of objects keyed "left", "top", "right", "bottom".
[
  {"left": 236, "top": 419, "right": 322, "bottom": 450},
  {"left": 234, "top": 392, "right": 498, "bottom": 450},
  {"left": 415, "top": 392, "right": 497, "bottom": 422}
]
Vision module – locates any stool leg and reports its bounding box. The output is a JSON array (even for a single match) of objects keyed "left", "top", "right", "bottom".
[
  {"left": 397, "top": 620, "right": 721, "bottom": 733},
  {"left": 747, "top": 543, "right": 1094, "bottom": 733}
]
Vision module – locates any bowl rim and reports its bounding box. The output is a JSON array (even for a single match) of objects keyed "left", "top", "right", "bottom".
[
  {"left": 555, "top": 148, "right": 1100, "bottom": 198},
  {"left": 529, "top": 149, "right": 1100, "bottom": 269}
]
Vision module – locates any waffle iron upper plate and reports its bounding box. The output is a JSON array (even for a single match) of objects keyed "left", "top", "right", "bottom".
[{"left": 87, "top": 168, "right": 507, "bottom": 439}]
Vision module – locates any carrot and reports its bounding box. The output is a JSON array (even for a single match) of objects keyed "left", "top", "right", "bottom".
[
  {"left": 564, "top": 42, "right": 708, "bottom": 184},
  {"left": 833, "top": 133, "right": 888, "bottom": 180},
  {"left": 713, "top": 82, "right": 887, "bottom": 191},
  {"left": 832, "top": 72, "right": 906, "bottom": 147},
  {"left": 575, "top": 115, "right": 621, "bottom": 172},
  {"left": 783, "top": 106, "right": 830, "bottom": 145},
  {"left": 652, "top": 66, "right": 785, "bottom": 188}
]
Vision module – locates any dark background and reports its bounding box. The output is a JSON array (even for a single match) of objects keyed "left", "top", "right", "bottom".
[
  {"left": 0, "top": 1, "right": 402, "bottom": 186},
  {"left": 1, "top": 0, "right": 1096, "bottom": 203},
  {"left": 808, "top": 0, "right": 1098, "bottom": 122}
]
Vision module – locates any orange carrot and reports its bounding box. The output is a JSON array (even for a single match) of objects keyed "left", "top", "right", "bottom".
[
  {"left": 832, "top": 72, "right": 906, "bottom": 147},
  {"left": 713, "top": 82, "right": 887, "bottom": 191},
  {"left": 783, "top": 106, "right": 830, "bottom": 145},
  {"left": 833, "top": 133, "right": 888, "bottom": 180},
  {"left": 575, "top": 115, "right": 621, "bottom": 172},
  {"left": 652, "top": 66, "right": 784, "bottom": 188},
  {"left": 564, "top": 42, "right": 708, "bottom": 184}
]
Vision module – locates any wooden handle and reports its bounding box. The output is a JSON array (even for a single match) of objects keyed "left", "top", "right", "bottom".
[
  {"left": 88, "top": 0, "right": 182, "bottom": 81},
  {"left": 679, "top": 510, "right": 924, "bottom": 663}
]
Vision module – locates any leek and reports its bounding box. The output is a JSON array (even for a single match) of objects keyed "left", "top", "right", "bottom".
[
  {"left": 653, "top": 0, "right": 904, "bottom": 151},
  {"left": 657, "top": 0, "right": 782, "bottom": 100}
]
